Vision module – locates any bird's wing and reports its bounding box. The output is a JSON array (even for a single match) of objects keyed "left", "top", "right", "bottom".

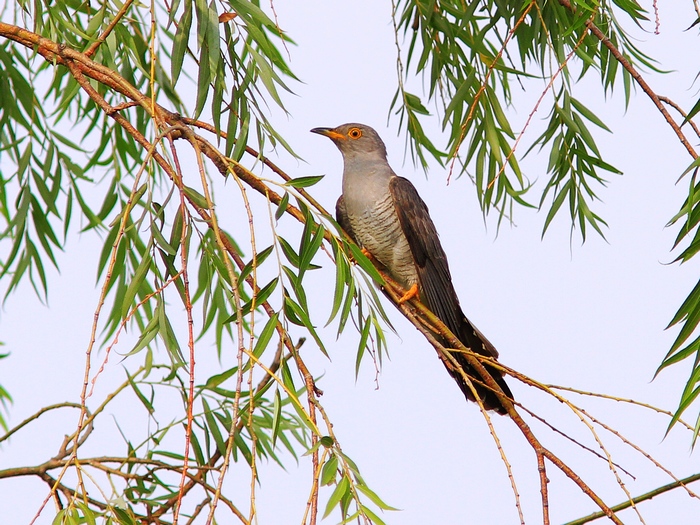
[
  {"left": 389, "top": 176, "right": 499, "bottom": 359},
  {"left": 335, "top": 195, "right": 358, "bottom": 243}
]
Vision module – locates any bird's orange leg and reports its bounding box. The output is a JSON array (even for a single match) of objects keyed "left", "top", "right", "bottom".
[
  {"left": 397, "top": 283, "right": 419, "bottom": 304},
  {"left": 360, "top": 247, "right": 375, "bottom": 261}
]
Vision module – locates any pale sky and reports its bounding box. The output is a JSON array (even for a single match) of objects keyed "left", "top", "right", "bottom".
[{"left": 2, "top": 2, "right": 700, "bottom": 524}]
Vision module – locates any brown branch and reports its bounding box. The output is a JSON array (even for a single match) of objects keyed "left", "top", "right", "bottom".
[
  {"left": 84, "top": 0, "right": 135, "bottom": 57},
  {"left": 557, "top": 0, "right": 697, "bottom": 160},
  {"left": 0, "top": 403, "right": 84, "bottom": 444},
  {"left": 167, "top": 134, "right": 197, "bottom": 525},
  {"left": 518, "top": 404, "right": 635, "bottom": 480},
  {"left": 658, "top": 95, "right": 700, "bottom": 142}
]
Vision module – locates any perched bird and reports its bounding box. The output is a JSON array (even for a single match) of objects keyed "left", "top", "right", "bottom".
[{"left": 311, "top": 123, "right": 512, "bottom": 414}]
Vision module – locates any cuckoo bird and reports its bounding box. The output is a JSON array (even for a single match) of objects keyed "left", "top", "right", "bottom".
[{"left": 311, "top": 123, "right": 512, "bottom": 414}]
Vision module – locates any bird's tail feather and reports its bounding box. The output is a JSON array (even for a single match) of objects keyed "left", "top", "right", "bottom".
[
  {"left": 447, "top": 317, "right": 513, "bottom": 415},
  {"left": 446, "top": 352, "right": 513, "bottom": 415}
]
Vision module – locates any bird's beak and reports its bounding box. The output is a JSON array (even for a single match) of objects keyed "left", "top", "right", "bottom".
[{"left": 310, "top": 127, "right": 346, "bottom": 141}]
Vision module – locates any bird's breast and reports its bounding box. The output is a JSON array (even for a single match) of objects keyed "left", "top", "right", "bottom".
[{"left": 347, "top": 192, "right": 418, "bottom": 289}]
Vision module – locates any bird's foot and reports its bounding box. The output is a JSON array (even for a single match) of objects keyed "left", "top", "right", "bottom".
[
  {"left": 397, "top": 283, "right": 419, "bottom": 304},
  {"left": 360, "top": 247, "right": 376, "bottom": 261}
]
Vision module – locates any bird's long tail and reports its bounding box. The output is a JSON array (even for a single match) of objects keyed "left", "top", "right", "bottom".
[
  {"left": 424, "top": 316, "right": 514, "bottom": 413},
  {"left": 443, "top": 317, "right": 513, "bottom": 415}
]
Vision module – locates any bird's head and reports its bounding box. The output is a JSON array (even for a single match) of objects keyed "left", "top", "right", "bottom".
[{"left": 311, "top": 123, "right": 388, "bottom": 160}]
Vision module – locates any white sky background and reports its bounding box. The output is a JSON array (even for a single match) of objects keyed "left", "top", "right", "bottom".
[{"left": 2, "top": 1, "right": 700, "bottom": 524}]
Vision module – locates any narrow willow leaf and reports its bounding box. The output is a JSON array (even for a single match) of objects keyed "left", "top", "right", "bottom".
[
  {"left": 356, "top": 316, "right": 372, "bottom": 377},
  {"left": 356, "top": 505, "right": 388, "bottom": 525},
  {"left": 226, "top": 278, "right": 279, "bottom": 323},
  {"left": 666, "top": 371, "right": 700, "bottom": 435},
  {"left": 253, "top": 311, "right": 280, "bottom": 358},
  {"left": 570, "top": 97, "right": 611, "bottom": 131},
  {"left": 299, "top": 224, "right": 324, "bottom": 277},
  {"left": 284, "top": 295, "right": 328, "bottom": 357},
  {"left": 195, "top": 40, "right": 211, "bottom": 119},
  {"left": 542, "top": 180, "right": 571, "bottom": 238},
  {"left": 172, "top": 0, "right": 193, "bottom": 85},
  {"left": 202, "top": 398, "right": 227, "bottom": 455},
  {"left": 356, "top": 482, "right": 399, "bottom": 511},
  {"left": 321, "top": 454, "right": 339, "bottom": 486},
  {"left": 327, "top": 242, "right": 349, "bottom": 325},
  {"left": 152, "top": 220, "right": 176, "bottom": 256},
  {"left": 182, "top": 185, "right": 210, "bottom": 209},
  {"left": 158, "top": 301, "right": 184, "bottom": 363},
  {"left": 658, "top": 338, "right": 700, "bottom": 373},
  {"left": 337, "top": 276, "right": 356, "bottom": 335},
  {"left": 239, "top": 245, "right": 274, "bottom": 284},
  {"left": 280, "top": 359, "right": 295, "bottom": 392},
  {"left": 667, "top": 278, "right": 700, "bottom": 328},
  {"left": 285, "top": 175, "right": 324, "bottom": 188},
  {"left": 271, "top": 388, "right": 282, "bottom": 447},
  {"left": 205, "top": 0, "right": 221, "bottom": 76},
  {"left": 121, "top": 253, "right": 153, "bottom": 318},
  {"left": 275, "top": 192, "right": 290, "bottom": 221},
  {"left": 112, "top": 507, "right": 137, "bottom": 525},
  {"left": 348, "top": 243, "right": 384, "bottom": 284},
  {"left": 231, "top": 110, "right": 250, "bottom": 162},
  {"left": 128, "top": 317, "right": 159, "bottom": 356},
  {"left": 126, "top": 371, "right": 154, "bottom": 414},
  {"left": 683, "top": 96, "right": 700, "bottom": 126},
  {"left": 278, "top": 236, "right": 300, "bottom": 267},
  {"left": 205, "top": 366, "right": 239, "bottom": 388},
  {"left": 323, "top": 475, "right": 350, "bottom": 519}
]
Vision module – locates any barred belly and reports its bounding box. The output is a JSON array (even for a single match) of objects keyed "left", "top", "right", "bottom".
[{"left": 349, "top": 193, "right": 418, "bottom": 289}]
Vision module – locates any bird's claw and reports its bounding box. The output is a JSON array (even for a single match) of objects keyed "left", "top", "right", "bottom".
[{"left": 397, "top": 283, "right": 419, "bottom": 304}]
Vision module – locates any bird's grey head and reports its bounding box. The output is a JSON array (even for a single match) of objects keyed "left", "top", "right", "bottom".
[{"left": 310, "top": 123, "right": 388, "bottom": 160}]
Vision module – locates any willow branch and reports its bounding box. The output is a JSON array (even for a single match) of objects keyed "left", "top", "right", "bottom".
[{"left": 557, "top": 0, "right": 698, "bottom": 160}]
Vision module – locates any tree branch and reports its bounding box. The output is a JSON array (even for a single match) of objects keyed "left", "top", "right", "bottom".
[{"left": 558, "top": 0, "right": 698, "bottom": 160}]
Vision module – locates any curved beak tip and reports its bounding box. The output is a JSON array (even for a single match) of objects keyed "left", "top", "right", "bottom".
[{"left": 310, "top": 127, "right": 345, "bottom": 141}]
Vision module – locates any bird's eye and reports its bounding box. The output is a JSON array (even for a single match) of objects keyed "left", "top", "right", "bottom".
[{"left": 348, "top": 128, "right": 362, "bottom": 139}]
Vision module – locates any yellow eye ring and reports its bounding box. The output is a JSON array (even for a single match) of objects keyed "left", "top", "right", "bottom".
[{"left": 348, "top": 127, "right": 362, "bottom": 139}]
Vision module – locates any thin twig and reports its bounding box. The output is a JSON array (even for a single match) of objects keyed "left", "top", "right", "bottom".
[
  {"left": 563, "top": 472, "right": 700, "bottom": 525},
  {"left": 84, "top": 0, "right": 135, "bottom": 57},
  {"left": 658, "top": 95, "right": 700, "bottom": 141}
]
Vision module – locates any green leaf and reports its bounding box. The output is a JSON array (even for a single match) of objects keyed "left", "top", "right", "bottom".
[
  {"left": 172, "top": 0, "right": 193, "bottom": 85},
  {"left": 182, "top": 185, "right": 210, "bottom": 209},
  {"left": 271, "top": 388, "right": 282, "bottom": 448},
  {"left": 356, "top": 316, "right": 372, "bottom": 377},
  {"left": 570, "top": 97, "right": 611, "bottom": 131},
  {"left": 275, "top": 192, "right": 290, "bottom": 221},
  {"left": 321, "top": 454, "right": 339, "bottom": 486},
  {"left": 327, "top": 241, "right": 350, "bottom": 325},
  {"left": 202, "top": 398, "right": 227, "bottom": 455},
  {"left": 226, "top": 278, "right": 279, "bottom": 323},
  {"left": 121, "top": 253, "right": 153, "bottom": 318},
  {"left": 205, "top": 366, "right": 239, "bottom": 389},
  {"left": 126, "top": 370, "right": 154, "bottom": 414},
  {"left": 252, "top": 311, "right": 280, "bottom": 359},
  {"left": 285, "top": 175, "right": 324, "bottom": 188},
  {"left": 283, "top": 295, "right": 328, "bottom": 357},
  {"left": 357, "top": 482, "right": 399, "bottom": 511},
  {"left": 323, "top": 475, "right": 350, "bottom": 519},
  {"left": 348, "top": 243, "right": 384, "bottom": 285}
]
